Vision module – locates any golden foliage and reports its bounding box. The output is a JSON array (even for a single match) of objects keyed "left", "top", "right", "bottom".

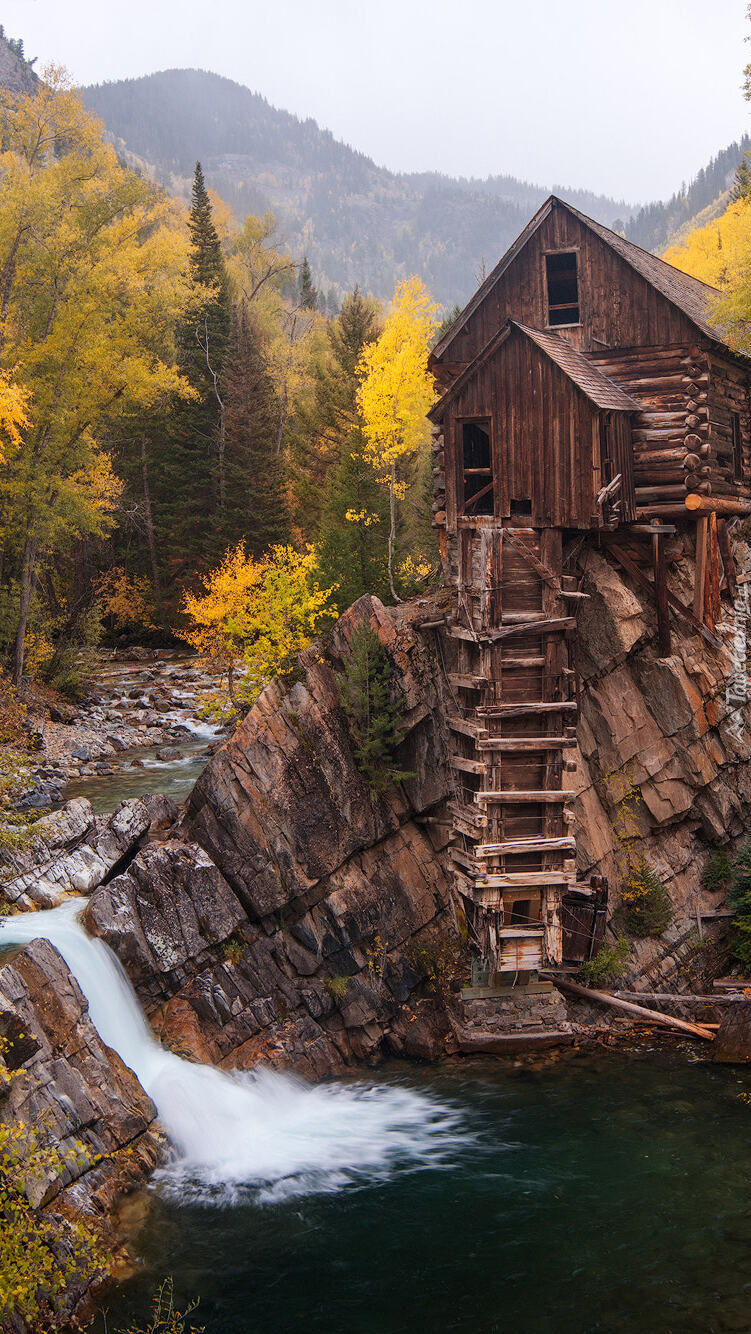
[
  {"left": 356, "top": 276, "right": 439, "bottom": 483},
  {"left": 663, "top": 198, "right": 751, "bottom": 353},
  {"left": 179, "top": 542, "right": 336, "bottom": 707},
  {"left": 96, "top": 567, "right": 158, "bottom": 635}
]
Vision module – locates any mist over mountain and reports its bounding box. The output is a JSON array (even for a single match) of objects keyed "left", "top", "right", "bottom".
[{"left": 82, "top": 68, "right": 750, "bottom": 307}]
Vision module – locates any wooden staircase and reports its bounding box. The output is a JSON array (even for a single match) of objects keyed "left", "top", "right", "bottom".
[{"left": 444, "top": 525, "right": 579, "bottom": 977}]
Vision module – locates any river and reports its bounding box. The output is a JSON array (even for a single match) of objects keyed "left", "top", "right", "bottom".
[{"left": 104, "top": 1046, "right": 751, "bottom": 1334}]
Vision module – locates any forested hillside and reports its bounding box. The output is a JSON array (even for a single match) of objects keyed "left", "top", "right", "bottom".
[
  {"left": 82, "top": 69, "right": 634, "bottom": 306},
  {"left": 82, "top": 69, "right": 751, "bottom": 306}
]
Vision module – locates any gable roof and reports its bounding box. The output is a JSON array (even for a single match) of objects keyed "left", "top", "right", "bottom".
[
  {"left": 430, "top": 195, "right": 723, "bottom": 363},
  {"left": 428, "top": 319, "right": 638, "bottom": 422},
  {"left": 514, "top": 324, "right": 640, "bottom": 411}
]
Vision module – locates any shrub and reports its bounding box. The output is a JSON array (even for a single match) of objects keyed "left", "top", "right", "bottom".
[
  {"left": 729, "top": 839, "right": 751, "bottom": 968},
  {"left": 324, "top": 975, "right": 349, "bottom": 1001},
  {"left": 0, "top": 1038, "right": 103, "bottom": 1329},
  {"left": 220, "top": 933, "right": 244, "bottom": 966},
  {"left": 701, "top": 848, "right": 733, "bottom": 894},
  {"left": 337, "top": 621, "right": 413, "bottom": 795},
  {"left": 620, "top": 857, "right": 673, "bottom": 937},
  {"left": 407, "top": 932, "right": 468, "bottom": 1003},
  {"left": 117, "top": 1278, "right": 203, "bottom": 1334},
  {"left": 579, "top": 937, "right": 631, "bottom": 987}
]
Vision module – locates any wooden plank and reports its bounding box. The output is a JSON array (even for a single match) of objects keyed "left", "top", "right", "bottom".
[
  {"left": 717, "top": 518, "right": 739, "bottom": 601},
  {"left": 607, "top": 539, "right": 721, "bottom": 650},
  {"left": 447, "top": 672, "right": 488, "bottom": 690},
  {"left": 709, "top": 509, "right": 721, "bottom": 624},
  {"left": 450, "top": 755, "right": 487, "bottom": 775},
  {"left": 475, "top": 789, "right": 575, "bottom": 803},
  {"left": 476, "top": 836, "right": 576, "bottom": 857},
  {"left": 447, "top": 715, "right": 488, "bottom": 740},
  {"left": 448, "top": 616, "right": 576, "bottom": 643},
  {"left": 479, "top": 871, "right": 575, "bottom": 888},
  {"left": 652, "top": 531, "right": 671, "bottom": 656},
  {"left": 477, "top": 736, "right": 577, "bottom": 751},
  {"left": 501, "top": 526, "right": 559, "bottom": 588},
  {"left": 476, "top": 700, "right": 577, "bottom": 718}
]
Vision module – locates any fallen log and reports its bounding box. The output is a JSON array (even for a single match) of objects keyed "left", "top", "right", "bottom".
[{"left": 548, "top": 975, "right": 716, "bottom": 1040}]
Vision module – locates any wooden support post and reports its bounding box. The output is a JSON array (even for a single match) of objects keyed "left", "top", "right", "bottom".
[
  {"left": 709, "top": 510, "right": 721, "bottom": 625},
  {"left": 717, "top": 518, "right": 738, "bottom": 602},
  {"left": 704, "top": 553, "right": 714, "bottom": 633},
  {"left": 652, "top": 531, "right": 671, "bottom": 656},
  {"left": 693, "top": 516, "right": 708, "bottom": 622}
]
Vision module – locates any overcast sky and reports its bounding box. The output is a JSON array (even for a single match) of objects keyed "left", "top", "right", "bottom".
[{"left": 3, "top": 0, "right": 749, "bottom": 203}]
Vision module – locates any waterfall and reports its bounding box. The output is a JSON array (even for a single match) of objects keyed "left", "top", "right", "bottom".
[{"left": 0, "top": 900, "right": 463, "bottom": 1204}]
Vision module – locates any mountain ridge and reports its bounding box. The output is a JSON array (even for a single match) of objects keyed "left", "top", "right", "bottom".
[{"left": 82, "top": 67, "right": 750, "bottom": 307}]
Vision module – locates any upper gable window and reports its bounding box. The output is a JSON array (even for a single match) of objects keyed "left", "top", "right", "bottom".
[{"left": 546, "top": 251, "right": 579, "bottom": 327}]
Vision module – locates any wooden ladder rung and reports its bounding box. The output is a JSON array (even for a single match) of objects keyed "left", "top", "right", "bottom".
[
  {"left": 476, "top": 836, "right": 576, "bottom": 857},
  {"left": 447, "top": 672, "right": 489, "bottom": 690},
  {"left": 477, "top": 736, "right": 577, "bottom": 751},
  {"left": 447, "top": 715, "right": 489, "bottom": 740},
  {"left": 476, "top": 701, "right": 577, "bottom": 718},
  {"left": 475, "top": 789, "right": 576, "bottom": 803},
  {"left": 450, "top": 755, "right": 487, "bottom": 775}
]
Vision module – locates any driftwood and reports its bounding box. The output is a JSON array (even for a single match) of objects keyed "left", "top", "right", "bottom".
[{"left": 550, "top": 976, "right": 716, "bottom": 1040}]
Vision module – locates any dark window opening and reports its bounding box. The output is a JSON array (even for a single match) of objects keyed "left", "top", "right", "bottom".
[
  {"left": 546, "top": 251, "right": 579, "bottom": 327},
  {"left": 733, "top": 412, "right": 743, "bottom": 481},
  {"left": 461, "top": 421, "right": 494, "bottom": 516},
  {"left": 510, "top": 497, "right": 532, "bottom": 516},
  {"left": 505, "top": 894, "right": 542, "bottom": 926}
]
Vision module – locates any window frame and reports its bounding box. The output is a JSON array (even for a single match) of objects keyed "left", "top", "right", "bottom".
[
  {"left": 544, "top": 247, "right": 581, "bottom": 330},
  {"left": 456, "top": 415, "right": 495, "bottom": 521}
]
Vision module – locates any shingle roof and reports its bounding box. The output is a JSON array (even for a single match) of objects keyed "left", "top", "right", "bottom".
[
  {"left": 513, "top": 323, "right": 640, "bottom": 411},
  {"left": 428, "top": 319, "right": 639, "bottom": 421},
  {"left": 562, "top": 201, "right": 722, "bottom": 342},
  {"left": 430, "top": 195, "right": 724, "bottom": 362}
]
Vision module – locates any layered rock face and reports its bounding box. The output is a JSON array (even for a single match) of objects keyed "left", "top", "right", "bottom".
[
  {"left": 85, "top": 596, "right": 459, "bottom": 1075},
  {"left": 573, "top": 533, "right": 751, "bottom": 987}
]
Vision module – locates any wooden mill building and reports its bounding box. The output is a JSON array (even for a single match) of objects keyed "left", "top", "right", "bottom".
[{"left": 428, "top": 194, "right": 751, "bottom": 984}]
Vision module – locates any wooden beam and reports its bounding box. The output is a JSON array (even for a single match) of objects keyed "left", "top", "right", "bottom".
[
  {"left": 652, "top": 531, "right": 671, "bottom": 656},
  {"left": 685, "top": 493, "right": 751, "bottom": 516},
  {"left": 608, "top": 540, "right": 721, "bottom": 650},
  {"left": 693, "top": 515, "right": 708, "bottom": 621},
  {"left": 476, "top": 701, "right": 577, "bottom": 718},
  {"left": 450, "top": 755, "right": 487, "bottom": 775},
  {"left": 709, "top": 510, "right": 721, "bottom": 625},
  {"left": 447, "top": 715, "right": 488, "bottom": 740},
  {"left": 479, "top": 871, "right": 575, "bottom": 888},
  {"left": 549, "top": 977, "right": 715, "bottom": 1041},
  {"left": 477, "top": 736, "right": 578, "bottom": 751},
  {"left": 501, "top": 527, "right": 559, "bottom": 588},
  {"left": 476, "top": 836, "right": 576, "bottom": 857},
  {"left": 717, "top": 518, "right": 739, "bottom": 601},
  {"left": 475, "top": 789, "right": 576, "bottom": 803}
]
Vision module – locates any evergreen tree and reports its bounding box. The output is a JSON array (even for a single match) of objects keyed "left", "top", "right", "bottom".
[
  {"left": 299, "top": 255, "right": 318, "bottom": 310},
  {"left": 220, "top": 303, "right": 289, "bottom": 555},
  {"left": 288, "top": 286, "right": 380, "bottom": 539},
  {"left": 317, "top": 441, "right": 389, "bottom": 612},
  {"left": 154, "top": 162, "right": 232, "bottom": 588},
  {"left": 337, "top": 621, "right": 411, "bottom": 795}
]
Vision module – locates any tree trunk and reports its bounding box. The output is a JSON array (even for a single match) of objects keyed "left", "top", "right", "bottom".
[
  {"left": 140, "top": 435, "right": 162, "bottom": 605},
  {"left": 13, "top": 529, "right": 37, "bottom": 687},
  {"left": 387, "top": 468, "right": 401, "bottom": 603}
]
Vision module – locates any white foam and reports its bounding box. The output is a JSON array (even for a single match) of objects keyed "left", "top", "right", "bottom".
[{"left": 1, "top": 901, "right": 463, "bottom": 1205}]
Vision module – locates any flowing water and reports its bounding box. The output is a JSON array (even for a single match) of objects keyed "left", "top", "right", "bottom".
[{"left": 4, "top": 905, "right": 751, "bottom": 1334}]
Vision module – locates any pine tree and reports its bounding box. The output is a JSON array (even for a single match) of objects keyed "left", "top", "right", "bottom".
[
  {"left": 219, "top": 303, "right": 289, "bottom": 556},
  {"left": 336, "top": 621, "right": 412, "bottom": 795},
  {"left": 288, "top": 286, "right": 381, "bottom": 539},
  {"left": 317, "top": 442, "right": 389, "bottom": 612},
  {"left": 154, "top": 163, "right": 232, "bottom": 588},
  {"left": 299, "top": 256, "right": 318, "bottom": 310}
]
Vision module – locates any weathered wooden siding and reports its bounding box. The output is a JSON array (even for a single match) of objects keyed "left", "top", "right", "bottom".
[
  {"left": 443, "top": 326, "right": 612, "bottom": 530},
  {"left": 708, "top": 356, "right": 751, "bottom": 499},
  {"left": 439, "top": 204, "right": 699, "bottom": 370}
]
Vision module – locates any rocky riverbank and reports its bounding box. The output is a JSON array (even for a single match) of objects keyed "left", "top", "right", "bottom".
[
  {"left": 3, "top": 537, "right": 751, "bottom": 1319},
  {"left": 17, "top": 650, "right": 226, "bottom": 813}
]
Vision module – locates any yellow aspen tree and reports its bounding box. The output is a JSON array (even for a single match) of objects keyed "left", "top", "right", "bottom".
[
  {"left": 356, "top": 276, "right": 438, "bottom": 600},
  {"left": 663, "top": 198, "right": 751, "bottom": 354},
  {"left": 0, "top": 70, "right": 193, "bottom": 684}
]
